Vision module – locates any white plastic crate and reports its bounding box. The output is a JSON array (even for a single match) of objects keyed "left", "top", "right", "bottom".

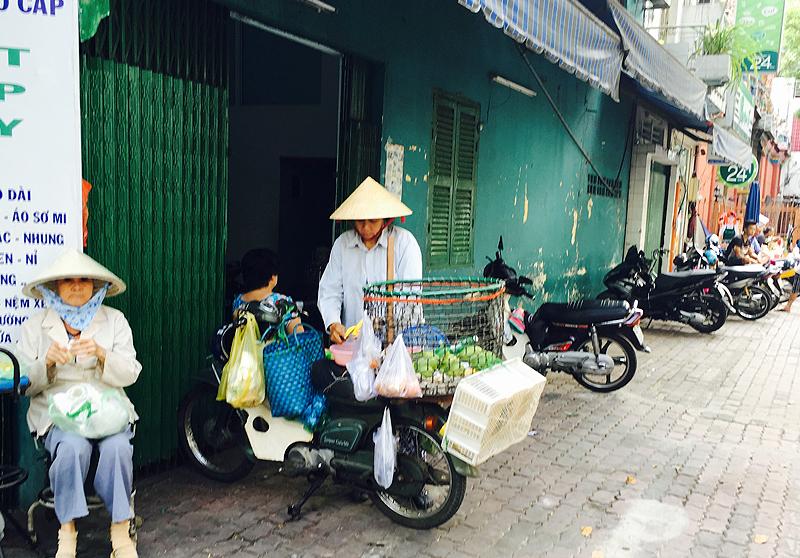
[{"left": 441, "top": 357, "right": 546, "bottom": 466}]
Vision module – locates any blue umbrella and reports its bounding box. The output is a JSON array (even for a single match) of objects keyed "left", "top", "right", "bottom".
[{"left": 745, "top": 181, "right": 761, "bottom": 222}]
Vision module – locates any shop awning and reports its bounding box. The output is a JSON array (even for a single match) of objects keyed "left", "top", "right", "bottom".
[
  {"left": 607, "top": 0, "right": 706, "bottom": 120},
  {"left": 459, "top": 0, "right": 624, "bottom": 100},
  {"left": 711, "top": 126, "right": 752, "bottom": 168}
]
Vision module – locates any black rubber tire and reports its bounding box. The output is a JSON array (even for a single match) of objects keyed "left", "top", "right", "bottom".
[
  {"left": 573, "top": 332, "right": 637, "bottom": 393},
  {"left": 734, "top": 285, "right": 772, "bottom": 320},
  {"left": 687, "top": 296, "right": 727, "bottom": 333},
  {"left": 370, "top": 422, "right": 466, "bottom": 530},
  {"left": 597, "top": 290, "right": 621, "bottom": 300},
  {"left": 177, "top": 382, "right": 255, "bottom": 482}
]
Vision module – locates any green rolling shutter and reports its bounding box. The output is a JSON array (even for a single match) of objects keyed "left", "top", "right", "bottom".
[{"left": 426, "top": 90, "right": 479, "bottom": 269}]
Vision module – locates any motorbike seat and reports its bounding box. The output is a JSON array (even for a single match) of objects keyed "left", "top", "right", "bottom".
[
  {"left": 655, "top": 269, "right": 717, "bottom": 291},
  {"left": 718, "top": 265, "right": 766, "bottom": 281},
  {"left": 537, "top": 299, "right": 630, "bottom": 325}
]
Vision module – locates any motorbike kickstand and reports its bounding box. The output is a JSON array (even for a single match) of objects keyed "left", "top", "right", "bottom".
[{"left": 287, "top": 474, "right": 326, "bottom": 521}]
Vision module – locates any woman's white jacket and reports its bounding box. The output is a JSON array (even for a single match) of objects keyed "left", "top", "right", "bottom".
[{"left": 17, "top": 305, "right": 141, "bottom": 437}]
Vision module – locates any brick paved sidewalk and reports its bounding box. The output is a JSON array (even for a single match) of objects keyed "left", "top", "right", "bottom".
[{"left": 5, "top": 311, "right": 800, "bottom": 558}]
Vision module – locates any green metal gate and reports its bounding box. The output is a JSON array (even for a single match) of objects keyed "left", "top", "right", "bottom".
[{"left": 78, "top": 0, "right": 229, "bottom": 468}]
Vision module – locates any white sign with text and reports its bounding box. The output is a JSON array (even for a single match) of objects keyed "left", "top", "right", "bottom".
[{"left": 1, "top": 0, "right": 83, "bottom": 346}]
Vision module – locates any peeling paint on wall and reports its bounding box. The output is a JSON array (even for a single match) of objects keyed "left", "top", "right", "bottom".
[
  {"left": 563, "top": 266, "right": 587, "bottom": 277},
  {"left": 587, "top": 198, "right": 593, "bottom": 219},
  {"left": 523, "top": 184, "right": 529, "bottom": 224},
  {"left": 571, "top": 210, "right": 578, "bottom": 245},
  {"left": 405, "top": 174, "right": 411, "bottom": 182}
]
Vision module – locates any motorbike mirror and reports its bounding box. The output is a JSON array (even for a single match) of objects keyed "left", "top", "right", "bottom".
[
  {"left": 498, "top": 236, "right": 504, "bottom": 252},
  {"left": 518, "top": 276, "right": 533, "bottom": 285}
]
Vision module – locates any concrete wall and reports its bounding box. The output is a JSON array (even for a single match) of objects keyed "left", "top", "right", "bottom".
[{"left": 221, "top": 0, "right": 634, "bottom": 302}]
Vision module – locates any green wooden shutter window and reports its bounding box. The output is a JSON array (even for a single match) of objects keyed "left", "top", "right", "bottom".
[{"left": 426, "top": 91, "right": 479, "bottom": 269}]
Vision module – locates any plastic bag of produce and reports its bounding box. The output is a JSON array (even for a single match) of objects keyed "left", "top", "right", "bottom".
[
  {"left": 217, "top": 312, "right": 266, "bottom": 408},
  {"left": 373, "top": 406, "right": 397, "bottom": 489},
  {"left": 374, "top": 335, "right": 421, "bottom": 398},
  {"left": 358, "top": 311, "right": 382, "bottom": 370},
  {"left": 48, "top": 383, "right": 130, "bottom": 439},
  {"left": 347, "top": 353, "right": 377, "bottom": 401}
]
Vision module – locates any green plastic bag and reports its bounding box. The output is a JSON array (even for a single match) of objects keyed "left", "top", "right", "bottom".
[{"left": 217, "top": 312, "right": 266, "bottom": 408}]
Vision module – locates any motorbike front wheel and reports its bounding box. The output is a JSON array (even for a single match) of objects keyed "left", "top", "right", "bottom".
[
  {"left": 177, "top": 382, "right": 255, "bottom": 482},
  {"left": 734, "top": 285, "right": 772, "bottom": 320},
  {"left": 573, "top": 332, "right": 637, "bottom": 392},
  {"left": 370, "top": 422, "right": 467, "bottom": 530},
  {"left": 687, "top": 296, "right": 727, "bottom": 333}
]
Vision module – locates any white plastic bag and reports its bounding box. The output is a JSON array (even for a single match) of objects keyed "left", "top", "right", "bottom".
[
  {"left": 347, "top": 353, "right": 377, "bottom": 401},
  {"left": 373, "top": 406, "right": 397, "bottom": 489},
  {"left": 48, "top": 383, "right": 130, "bottom": 439},
  {"left": 374, "top": 335, "right": 422, "bottom": 398},
  {"left": 358, "top": 311, "right": 382, "bottom": 370},
  {"left": 347, "top": 311, "right": 381, "bottom": 401}
]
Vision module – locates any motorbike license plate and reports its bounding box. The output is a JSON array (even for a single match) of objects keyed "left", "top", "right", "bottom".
[{"left": 632, "top": 324, "right": 644, "bottom": 345}]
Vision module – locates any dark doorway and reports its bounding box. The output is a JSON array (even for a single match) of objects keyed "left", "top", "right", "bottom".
[{"left": 278, "top": 157, "right": 336, "bottom": 302}]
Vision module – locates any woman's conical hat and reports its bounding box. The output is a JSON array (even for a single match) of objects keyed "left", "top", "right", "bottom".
[
  {"left": 22, "top": 249, "right": 127, "bottom": 299},
  {"left": 329, "top": 177, "right": 412, "bottom": 220}
]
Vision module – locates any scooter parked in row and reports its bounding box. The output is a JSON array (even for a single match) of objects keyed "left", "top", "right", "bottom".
[
  {"left": 674, "top": 234, "right": 784, "bottom": 319},
  {"left": 177, "top": 302, "right": 472, "bottom": 530},
  {"left": 483, "top": 238, "right": 647, "bottom": 393},
  {"left": 599, "top": 247, "right": 732, "bottom": 333}
]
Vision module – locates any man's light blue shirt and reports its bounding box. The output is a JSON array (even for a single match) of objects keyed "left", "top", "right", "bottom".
[{"left": 318, "top": 225, "right": 423, "bottom": 330}]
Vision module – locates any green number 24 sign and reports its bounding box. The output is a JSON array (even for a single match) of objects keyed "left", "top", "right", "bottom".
[{"left": 718, "top": 155, "right": 759, "bottom": 187}]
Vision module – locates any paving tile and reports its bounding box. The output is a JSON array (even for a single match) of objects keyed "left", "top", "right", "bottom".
[{"left": 8, "top": 318, "right": 800, "bottom": 558}]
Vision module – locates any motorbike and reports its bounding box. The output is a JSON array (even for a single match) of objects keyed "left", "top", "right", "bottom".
[
  {"left": 483, "top": 238, "right": 647, "bottom": 393},
  {"left": 761, "top": 259, "right": 795, "bottom": 309},
  {"left": 599, "top": 246, "right": 731, "bottom": 333},
  {"left": 177, "top": 302, "right": 474, "bottom": 530},
  {"left": 675, "top": 234, "right": 782, "bottom": 318},
  {"left": 717, "top": 264, "right": 773, "bottom": 320}
]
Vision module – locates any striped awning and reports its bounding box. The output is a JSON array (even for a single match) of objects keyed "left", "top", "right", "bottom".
[
  {"left": 459, "top": 0, "right": 624, "bottom": 101},
  {"left": 608, "top": 0, "right": 706, "bottom": 120}
]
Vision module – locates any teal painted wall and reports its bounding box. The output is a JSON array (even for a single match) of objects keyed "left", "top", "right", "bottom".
[{"left": 221, "top": 0, "right": 632, "bottom": 304}]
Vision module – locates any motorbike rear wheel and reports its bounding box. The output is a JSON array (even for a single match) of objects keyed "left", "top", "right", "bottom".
[
  {"left": 687, "top": 296, "right": 727, "bottom": 333},
  {"left": 177, "top": 382, "right": 255, "bottom": 482},
  {"left": 370, "top": 422, "right": 466, "bottom": 530},
  {"left": 573, "top": 332, "right": 637, "bottom": 392},
  {"left": 734, "top": 285, "right": 771, "bottom": 320}
]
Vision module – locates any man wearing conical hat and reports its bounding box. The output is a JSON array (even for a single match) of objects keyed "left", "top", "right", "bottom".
[
  {"left": 17, "top": 249, "right": 141, "bottom": 558},
  {"left": 318, "top": 176, "right": 422, "bottom": 344}
]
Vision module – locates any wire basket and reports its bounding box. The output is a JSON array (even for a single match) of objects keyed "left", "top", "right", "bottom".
[{"left": 363, "top": 278, "right": 505, "bottom": 356}]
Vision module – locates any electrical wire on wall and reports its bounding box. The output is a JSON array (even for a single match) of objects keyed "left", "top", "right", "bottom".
[{"left": 517, "top": 44, "right": 618, "bottom": 197}]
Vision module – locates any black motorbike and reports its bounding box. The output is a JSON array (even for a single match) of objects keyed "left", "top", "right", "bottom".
[
  {"left": 177, "top": 302, "right": 472, "bottom": 530},
  {"left": 599, "top": 247, "right": 731, "bottom": 333},
  {"left": 484, "top": 239, "right": 647, "bottom": 393}
]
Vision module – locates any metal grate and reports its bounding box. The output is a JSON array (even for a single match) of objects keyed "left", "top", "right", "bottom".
[
  {"left": 636, "top": 110, "right": 667, "bottom": 147},
  {"left": 79, "top": 0, "right": 229, "bottom": 468},
  {"left": 587, "top": 174, "right": 622, "bottom": 198},
  {"left": 79, "top": 0, "right": 228, "bottom": 88}
]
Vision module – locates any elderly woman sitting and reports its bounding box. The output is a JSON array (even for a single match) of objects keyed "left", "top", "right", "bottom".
[{"left": 17, "top": 249, "right": 141, "bottom": 558}]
